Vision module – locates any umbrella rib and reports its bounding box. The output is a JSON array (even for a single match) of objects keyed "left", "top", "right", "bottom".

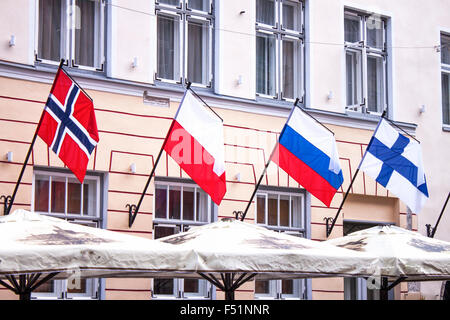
[
  {"left": 0, "top": 278, "right": 18, "bottom": 293},
  {"left": 387, "top": 277, "right": 407, "bottom": 291},
  {"left": 29, "top": 272, "right": 59, "bottom": 292},
  {"left": 25, "top": 273, "right": 42, "bottom": 292},
  {"left": 231, "top": 273, "right": 257, "bottom": 291},
  {"left": 5, "top": 275, "right": 20, "bottom": 292},
  {"left": 198, "top": 273, "right": 225, "bottom": 291}
]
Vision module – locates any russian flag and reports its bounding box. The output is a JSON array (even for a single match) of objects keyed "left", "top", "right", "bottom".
[
  {"left": 164, "top": 91, "right": 227, "bottom": 205},
  {"left": 273, "top": 107, "right": 344, "bottom": 207}
]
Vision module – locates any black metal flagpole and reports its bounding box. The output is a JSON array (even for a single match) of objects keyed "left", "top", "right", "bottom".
[
  {"left": 2, "top": 59, "right": 65, "bottom": 215},
  {"left": 426, "top": 191, "right": 450, "bottom": 238},
  {"left": 238, "top": 98, "right": 301, "bottom": 222},
  {"left": 325, "top": 110, "right": 387, "bottom": 237}
]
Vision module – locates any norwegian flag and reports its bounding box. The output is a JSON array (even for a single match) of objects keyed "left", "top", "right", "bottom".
[{"left": 37, "top": 67, "right": 99, "bottom": 183}]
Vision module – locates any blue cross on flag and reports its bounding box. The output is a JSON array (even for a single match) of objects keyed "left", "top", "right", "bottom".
[{"left": 359, "top": 119, "right": 428, "bottom": 213}]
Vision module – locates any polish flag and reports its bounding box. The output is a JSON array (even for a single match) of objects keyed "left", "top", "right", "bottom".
[{"left": 164, "top": 91, "right": 227, "bottom": 205}]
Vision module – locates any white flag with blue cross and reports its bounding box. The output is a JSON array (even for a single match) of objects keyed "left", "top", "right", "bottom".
[{"left": 359, "top": 118, "right": 428, "bottom": 213}]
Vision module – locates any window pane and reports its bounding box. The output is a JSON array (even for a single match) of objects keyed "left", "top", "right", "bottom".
[
  {"left": 154, "top": 279, "right": 174, "bottom": 295},
  {"left": 35, "top": 176, "right": 49, "bottom": 212},
  {"left": 157, "top": 15, "right": 180, "bottom": 81},
  {"left": 281, "top": 279, "right": 294, "bottom": 295},
  {"left": 268, "top": 195, "right": 278, "bottom": 226},
  {"left": 169, "top": 186, "right": 181, "bottom": 219},
  {"left": 187, "top": 20, "right": 208, "bottom": 85},
  {"left": 196, "top": 190, "right": 209, "bottom": 222},
  {"left": 38, "top": 0, "right": 62, "bottom": 62},
  {"left": 367, "top": 55, "right": 385, "bottom": 113},
  {"left": 346, "top": 51, "right": 362, "bottom": 106},
  {"left": 74, "top": 0, "right": 99, "bottom": 68},
  {"left": 441, "top": 35, "right": 450, "bottom": 64},
  {"left": 183, "top": 187, "right": 195, "bottom": 221},
  {"left": 189, "top": 0, "right": 209, "bottom": 12},
  {"left": 257, "top": 195, "right": 266, "bottom": 224},
  {"left": 279, "top": 196, "right": 289, "bottom": 227},
  {"left": 255, "top": 280, "right": 270, "bottom": 294},
  {"left": 291, "top": 196, "right": 302, "bottom": 228},
  {"left": 51, "top": 177, "right": 65, "bottom": 213},
  {"left": 154, "top": 225, "right": 176, "bottom": 239},
  {"left": 256, "top": 32, "right": 276, "bottom": 96},
  {"left": 155, "top": 186, "right": 167, "bottom": 219},
  {"left": 442, "top": 73, "right": 450, "bottom": 125},
  {"left": 282, "top": 39, "right": 301, "bottom": 100},
  {"left": 344, "top": 14, "right": 360, "bottom": 43},
  {"left": 282, "top": 1, "right": 301, "bottom": 32},
  {"left": 184, "top": 279, "right": 199, "bottom": 293},
  {"left": 159, "top": 0, "right": 180, "bottom": 6},
  {"left": 83, "top": 179, "right": 96, "bottom": 216},
  {"left": 366, "top": 17, "right": 384, "bottom": 49},
  {"left": 67, "top": 179, "right": 81, "bottom": 214},
  {"left": 256, "top": 0, "right": 275, "bottom": 26}
]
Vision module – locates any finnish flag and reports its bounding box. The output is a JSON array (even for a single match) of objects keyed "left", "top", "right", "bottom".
[{"left": 359, "top": 119, "right": 428, "bottom": 213}]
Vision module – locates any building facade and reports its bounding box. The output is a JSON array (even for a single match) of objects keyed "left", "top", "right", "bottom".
[{"left": 0, "top": 0, "right": 449, "bottom": 300}]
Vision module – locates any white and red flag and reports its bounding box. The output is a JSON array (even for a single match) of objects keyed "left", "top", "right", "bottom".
[
  {"left": 164, "top": 91, "right": 226, "bottom": 205},
  {"left": 37, "top": 66, "right": 99, "bottom": 183}
]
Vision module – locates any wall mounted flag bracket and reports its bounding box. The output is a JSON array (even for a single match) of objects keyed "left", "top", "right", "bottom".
[
  {"left": 426, "top": 191, "right": 449, "bottom": 238},
  {"left": 0, "top": 195, "right": 11, "bottom": 215}
]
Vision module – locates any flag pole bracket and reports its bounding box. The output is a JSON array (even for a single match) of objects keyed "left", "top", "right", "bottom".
[
  {"left": 233, "top": 211, "right": 244, "bottom": 221},
  {"left": 324, "top": 217, "right": 334, "bottom": 237},
  {"left": 425, "top": 224, "right": 434, "bottom": 238},
  {"left": 127, "top": 204, "right": 138, "bottom": 228},
  {"left": 0, "top": 195, "right": 12, "bottom": 215}
]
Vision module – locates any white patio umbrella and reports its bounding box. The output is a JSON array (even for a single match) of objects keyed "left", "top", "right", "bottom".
[
  {"left": 156, "top": 218, "right": 378, "bottom": 299},
  {"left": 325, "top": 225, "right": 450, "bottom": 299},
  {"left": 0, "top": 209, "right": 196, "bottom": 299}
]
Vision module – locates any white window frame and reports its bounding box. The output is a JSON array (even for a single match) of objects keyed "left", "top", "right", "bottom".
[
  {"left": 155, "top": 0, "right": 213, "bottom": 87},
  {"left": 441, "top": 33, "right": 450, "bottom": 127},
  {"left": 35, "top": 0, "right": 106, "bottom": 71},
  {"left": 344, "top": 9, "right": 387, "bottom": 115},
  {"left": 256, "top": 0, "right": 304, "bottom": 102},
  {"left": 152, "top": 180, "right": 213, "bottom": 300},
  {"left": 30, "top": 169, "right": 102, "bottom": 300},
  {"left": 254, "top": 189, "right": 307, "bottom": 300}
]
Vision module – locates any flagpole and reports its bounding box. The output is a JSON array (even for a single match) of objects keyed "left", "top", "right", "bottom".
[
  {"left": 128, "top": 85, "right": 192, "bottom": 227},
  {"left": 426, "top": 191, "right": 450, "bottom": 238},
  {"left": 2, "top": 60, "right": 65, "bottom": 215},
  {"left": 238, "top": 99, "right": 300, "bottom": 222},
  {"left": 325, "top": 110, "right": 386, "bottom": 237}
]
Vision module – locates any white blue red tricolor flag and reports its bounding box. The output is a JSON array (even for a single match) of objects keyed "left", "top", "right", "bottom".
[
  {"left": 273, "top": 107, "right": 344, "bottom": 207},
  {"left": 359, "top": 118, "right": 428, "bottom": 213},
  {"left": 164, "top": 91, "right": 226, "bottom": 205},
  {"left": 37, "top": 67, "right": 99, "bottom": 183}
]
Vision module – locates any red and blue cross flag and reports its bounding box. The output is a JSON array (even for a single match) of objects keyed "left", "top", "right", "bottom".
[{"left": 37, "top": 66, "right": 99, "bottom": 183}]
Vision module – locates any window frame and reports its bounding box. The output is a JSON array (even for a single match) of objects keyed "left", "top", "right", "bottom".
[
  {"left": 155, "top": 0, "right": 214, "bottom": 88},
  {"left": 254, "top": 187, "right": 308, "bottom": 300},
  {"left": 256, "top": 0, "right": 305, "bottom": 102},
  {"left": 344, "top": 9, "right": 388, "bottom": 115},
  {"left": 152, "top": 179, "right": 214, "bottom": 300},
  {"left": 30, "top": 168, "right": 104, "bottom": 300},
  {"left": 34, "top": 0, "right": 106, "bottom": 72},
  {"left": 441, "top": 33, "right": 450, "bottom": 127}
]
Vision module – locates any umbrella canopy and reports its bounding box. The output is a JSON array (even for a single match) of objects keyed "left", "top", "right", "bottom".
[
  {"left": 0, "top": 210, "right": 196, "bottom": 280},
  {"left": 156, "top": 218, "right": 378, "bottom": 280},
  {"left": 325, "top": 225, "right": 450, "bottom": 281}
]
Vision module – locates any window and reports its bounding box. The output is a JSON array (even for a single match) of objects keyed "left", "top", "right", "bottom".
[
  {"left": 152, "top": 181, "right": 214, "bottom": 299},
  {"left": 36, "top": 0, "right": 105, "bottom": 71},
  {"left": 441, "top": 33, "right": 450, "bottom": 126},
  {"left": 156, "top": 0, "right": 213, "bottom": 87},
  {"left": 343, "top": 221, "right": 394, "bottom": 300},
  {"left": 345, "top": 10, "right": 387, "bottom": 114},
  {"left": 256, "top": 0, "right": 304, "bottom": 101},
  {"left": 31, "top": 169, "right": 103, "bottom": 299},
  {"left": 254, "top": 189, "right": 307, "bottom": 299}
]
